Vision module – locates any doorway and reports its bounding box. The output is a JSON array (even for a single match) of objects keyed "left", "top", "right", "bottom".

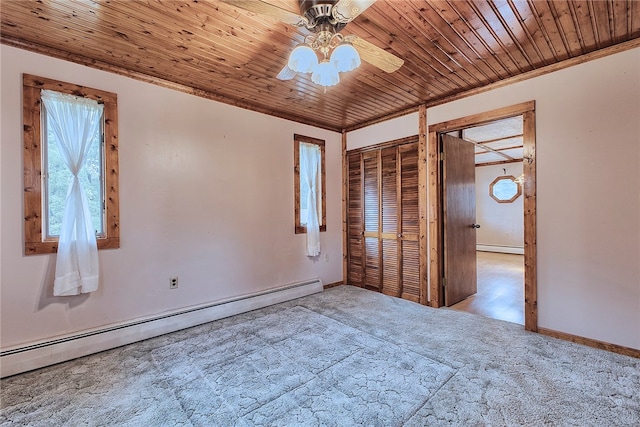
[
  {"left": 444, "top": 117, "right": 526, "bottom": 324},
  {"left": 427, "top": 101, "right": 537, "bottom": 332}
]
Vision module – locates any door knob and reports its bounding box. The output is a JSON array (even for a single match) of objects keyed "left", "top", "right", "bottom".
[{"left": 471, "top": 224, "right": 481, "bottom": 229}]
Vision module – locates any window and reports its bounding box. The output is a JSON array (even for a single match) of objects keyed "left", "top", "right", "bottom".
[
  {"left": 42, "top": 97, "right": 105, "bottom": 238},
  {"left": 23, "top": 74, "right": 119, "bottom": 255},
  {"left": 294, "top": 134, "right": 326, "bottom": 234},
  {"left": 489, "top": 175, "right": 521, "bottom": 203}
]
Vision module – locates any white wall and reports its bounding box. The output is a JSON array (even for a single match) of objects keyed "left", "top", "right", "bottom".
[
  {"left": 0, "top": 45, "right": 342, "bottom": 348},
  {"left": 475, "top": 163, "right": 524, "bottom": 251},
  {"left": 347, "top": 47, "right": 640, "bottom": 350},
  {"left": 347, "top": 112, "right": 418, "bottom": 150}
]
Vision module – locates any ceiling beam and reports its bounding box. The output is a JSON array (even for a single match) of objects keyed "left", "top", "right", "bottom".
[
  {"left": 475, "top": 144, "right": 523, "bottom": 154},
  {"left": 466, "top": 137, "right": 514, "bottom": 160},
  {"left": 469, "top": 133, "right": 523, "bottom": 145}
]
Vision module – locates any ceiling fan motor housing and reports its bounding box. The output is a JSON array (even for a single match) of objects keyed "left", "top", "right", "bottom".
[{"left": 299, "top": 0, "right": 346, "bottom": 32}]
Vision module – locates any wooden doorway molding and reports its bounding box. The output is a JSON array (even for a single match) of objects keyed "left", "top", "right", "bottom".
[{"left": 427, "top": 101, "right": 537, "bottom": 332}]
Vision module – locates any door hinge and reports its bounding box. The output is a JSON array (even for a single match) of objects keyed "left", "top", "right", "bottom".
[
  {"left": 439, "top": 151, "right": 445, "bottom": 161},
  {"left": 442, "top": 277, "right": 447, "bottom": 287}
]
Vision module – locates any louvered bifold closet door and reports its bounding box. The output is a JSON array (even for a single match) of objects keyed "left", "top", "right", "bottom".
[
  {"left": 362, "top": 151, "right": 380, "bottom": 291},
  {"left": 399, "top": 143, "right": 420, "bottom": 302},
  {"left": 346, "top": 139, "right": 421, "bottom": 302},
  {"left": 347, "top": 152, "right": 363, "bottom": 288},
  {"left": 380, "top": 147, "right": 400, "bottom": 297}
]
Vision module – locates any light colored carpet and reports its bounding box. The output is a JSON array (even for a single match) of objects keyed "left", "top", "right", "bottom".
[{"left": 1, "top": 285, "right": 638, "bottom": 426}]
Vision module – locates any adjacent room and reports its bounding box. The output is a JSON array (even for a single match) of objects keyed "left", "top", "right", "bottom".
[
  {"left": 447, "top": 116, "right": 526, "bottom": 324},
  {"left": 1, "top": 1, "right": 639, "bottom": 425}
]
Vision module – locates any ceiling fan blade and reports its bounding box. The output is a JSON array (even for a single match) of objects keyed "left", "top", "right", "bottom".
[
  {"left": 347, "top": 36, "right": 404, "bottom": 73},
  {"left": 332, "top": 0, "right": 376, "bottom": 22},
  {"left": 276, "top": 65, "right": 297, "bottom": 80},
  {"left": 221, "top": 0, "right": 308, "bottom": 27}
]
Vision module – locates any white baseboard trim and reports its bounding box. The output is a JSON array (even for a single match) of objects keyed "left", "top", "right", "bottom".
[
  {"left": 477, "top": 244, "right": 524, "bottom": 255},
  {"left": 0, "top": 278, "right": 323, "bottom": 378}
]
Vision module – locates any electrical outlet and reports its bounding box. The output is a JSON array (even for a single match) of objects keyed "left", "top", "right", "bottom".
[
  {"left": 324, "top": 253, "right": 329, "bottom": 262},
  {"left": 169, "top": 276, "right": 178, "bottom": 289}
]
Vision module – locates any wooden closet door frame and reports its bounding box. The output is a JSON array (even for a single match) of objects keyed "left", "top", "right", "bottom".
[
  {"left": 427, "top": 101, "right": 537, "bottom": 332},
  {"left": 344, "top": 135, "right": 427, "bottom": 303}
]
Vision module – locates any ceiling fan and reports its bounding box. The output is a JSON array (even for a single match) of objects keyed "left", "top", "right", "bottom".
[{"left": 221, "top": 0, "right": 404, "bottom": 87}]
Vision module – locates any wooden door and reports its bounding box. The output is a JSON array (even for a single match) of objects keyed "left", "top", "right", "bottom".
[
  {"left": 362, "top": 151, "right": 380, "bottom": 291},
  {"left": 380, "top": 147, "right": 399, "bottom": 297},
  {"left": 441, "top": 134, "right": 477, "bottom": 306},
  {"left": 347, "top": 152, "right": 363, "bottom": 288},
  {"left": 346, "top": 140, "right": 420, "bottom": 303},
  {"left": 399, "top": 143, "right": 420, "bottom": 302}
]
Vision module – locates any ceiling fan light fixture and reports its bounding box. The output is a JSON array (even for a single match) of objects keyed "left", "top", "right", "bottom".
[
  {"left": 288, "top": 44, "right": 318, "bottom": 73},
  {"left": 311, "top": 60, "right": 340, "bottom": 87},
  {"left": 330, "top": 42, "right": 361, "bottom": 72}
]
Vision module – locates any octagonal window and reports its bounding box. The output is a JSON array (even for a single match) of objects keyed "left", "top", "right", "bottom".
[{"left": 490, "top": 175, "right": 521, "bottom": 203}]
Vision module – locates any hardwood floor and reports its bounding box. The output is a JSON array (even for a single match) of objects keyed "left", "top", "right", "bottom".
[{"left": 450, "top": 251, "right": 524, "bottom": 325}]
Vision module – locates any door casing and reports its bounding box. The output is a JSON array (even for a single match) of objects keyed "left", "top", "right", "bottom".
[{"left": 427, "top": 101, "right": 537, "bottom": 332}]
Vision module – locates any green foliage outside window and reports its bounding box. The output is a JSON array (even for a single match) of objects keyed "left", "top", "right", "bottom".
[{"left": 45, "top": 125, "right": 104, "bottom": 238}]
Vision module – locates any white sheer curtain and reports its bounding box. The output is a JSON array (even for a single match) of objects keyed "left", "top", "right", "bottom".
[
  {"left": 300, "top": 142, "right": 321, "bottom": 256},
  {"left": 41, "top": 90, "right": 104, "bottom": 296}
]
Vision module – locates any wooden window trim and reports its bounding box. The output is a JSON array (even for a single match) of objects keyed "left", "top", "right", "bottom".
[
  {"left": 489, "top": 175, "right": 522, "bottom": 203},
  {"left": 294, "top": 134, "right": 326, "bottom": 234},
  {"left": 23, "top": 74, "right": 120, "bottom": 255}
]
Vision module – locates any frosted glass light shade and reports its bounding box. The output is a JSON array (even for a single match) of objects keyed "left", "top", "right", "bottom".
[
  {"left": 330, "top": 43, "right": 361, "bottom": 72},
  {"left": 311, "top": 60, "right": 340, "bottom": 87},
  {"left": 288, "top": 45, "right": 318, "bottom": 73}
]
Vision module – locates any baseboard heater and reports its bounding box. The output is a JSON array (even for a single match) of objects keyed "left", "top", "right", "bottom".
[
  {"left": 0, "top": 278, "right": 323, "bottom": 378},
  {"left": 476, "top": 244, "right": 524, "bottom": 255}
]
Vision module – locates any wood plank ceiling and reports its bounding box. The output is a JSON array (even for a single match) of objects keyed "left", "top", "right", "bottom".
[{"left": 2, "top": 1, "right": 639, "bottom": 132}]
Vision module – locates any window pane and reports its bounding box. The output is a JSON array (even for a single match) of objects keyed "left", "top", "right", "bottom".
[
  {"left": 45, "top": 129, "right": 70, "bottom": 237},
  {"left": 299, "top": 142, "right": 321, "bottom": 226},
  {"left": 315, "top": 155, "right": 322, "bottom": 226},
  {"left": 80, "top": 128, "right": 104, "bottom": 236},
  {"left": 44, "top": 108, "right": 104, "bottom": 238},
  {"left": 300, "top": 178, "right": 309, "bottom": 226}
]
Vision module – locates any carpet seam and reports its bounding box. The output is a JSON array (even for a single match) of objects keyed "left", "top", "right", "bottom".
[
  {"left": 298, "top": 303, "right": 460, "bottom": 371},
  {"left": 400, "top": 369, "right": 461, "bottom": 426}
]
